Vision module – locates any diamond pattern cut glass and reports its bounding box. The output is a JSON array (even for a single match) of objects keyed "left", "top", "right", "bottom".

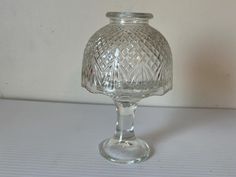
[{"left": 82, "top": 12, "right": 172, "bottom": 164}]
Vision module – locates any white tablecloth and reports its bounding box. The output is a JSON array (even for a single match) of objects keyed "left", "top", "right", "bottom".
[{"left": 0, "top": 99, "right": 235, "bottom": 177}]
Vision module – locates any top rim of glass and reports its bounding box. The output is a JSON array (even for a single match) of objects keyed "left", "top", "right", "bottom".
[{"left": 106, "top": 12, "right": 153, "bottom": 19}]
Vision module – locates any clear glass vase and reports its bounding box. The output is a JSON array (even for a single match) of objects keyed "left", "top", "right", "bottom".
[{"left": 82, "top": 12, "right": 172, "bottom": 164}]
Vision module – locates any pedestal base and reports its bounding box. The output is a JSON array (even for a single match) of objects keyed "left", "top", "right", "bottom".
[{"left": 99, "top": 137, "right": 151, "bottom": 164}]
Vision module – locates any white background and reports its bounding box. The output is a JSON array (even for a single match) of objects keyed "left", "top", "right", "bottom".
[{"left": 1, "top": 0, "right": 236, "bottom": 108}]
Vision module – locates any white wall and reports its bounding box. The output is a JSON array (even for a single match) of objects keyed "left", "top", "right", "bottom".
[{"left": 1, "top": 0, "right": 236, "bottom": 108}]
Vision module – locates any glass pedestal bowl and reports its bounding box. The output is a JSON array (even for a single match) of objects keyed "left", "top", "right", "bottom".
[{"left": 82, "top": 12, "right": 172, "bottom": 164}]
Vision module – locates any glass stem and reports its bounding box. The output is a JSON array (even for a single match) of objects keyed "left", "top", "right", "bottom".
[{"left": 114, "top": 101, "right": 137, "bottom": 141}]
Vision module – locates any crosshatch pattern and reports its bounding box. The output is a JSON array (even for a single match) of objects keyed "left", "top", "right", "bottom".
[{"left": 82, "top": 23, "right": 172, "bottom": 99}]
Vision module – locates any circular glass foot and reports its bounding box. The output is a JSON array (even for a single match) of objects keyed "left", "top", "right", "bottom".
[{"left": 99, "top": 137, "right": 151, "bottom": 164}]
